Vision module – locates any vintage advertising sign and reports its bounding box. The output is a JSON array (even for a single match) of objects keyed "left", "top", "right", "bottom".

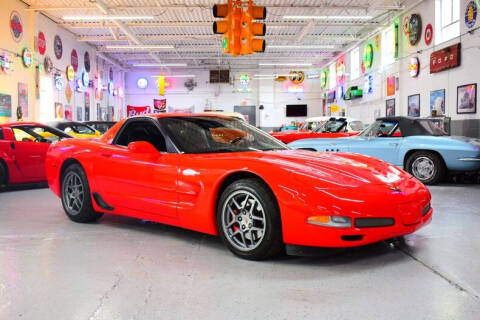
[
  {"left": 424, "top": 24, "right": 433, "bottom": 45},
  {"left": 10, "top": 11, "right": 23, "bottom": 42},
  {"left": 84, "top": 51, "right": 91, "bottom": 72},
  {"left": 127, "top": 105, "right": 151, "bottom": 117},
  {"left": 409, "top": 57, "right": 420, "bottom": 77},
  {"left": 71, "top": 49, "right": 78, "bottom": 72},
  {"left": 465, "top": 1, "right": 477, "bottom": 28},
  {"left": 0, "top": 93, "right": 12, "bottom": 117},
  {"left": 38, "top": 32, "right": 46, "bottom": 55},
  {"left": 430, "top": 43, "right": 461, "bottom": 73},
  {"left": 153, "top": 99, "right": 167, "bottom": 113},
  {"left": 54, "top": 35, "right": 63, "bottom": 59},
  {"left": 22, "top": 48, "right": 33, "bottom": 68}
]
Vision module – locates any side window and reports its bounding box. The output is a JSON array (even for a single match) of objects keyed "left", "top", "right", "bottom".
[
  {"left": 391, "top": 127, "right": 403, "bottom": 137},
  {"left": 12, "top": 128, "right": 36, "bottom": 142},
  {"left": 376, "top": 121, "right": 398, "bottom": 137},
  {"left": 12, "top": 126, "right": 61, "bottom": 143},
  {"left": 115, "top": 121, "right": 167, "bottom": 152},
  {"left": 0, "top": 128, "right": 3, "bottom": 140}
]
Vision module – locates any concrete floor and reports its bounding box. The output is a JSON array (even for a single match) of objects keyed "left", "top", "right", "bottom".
[{"left": 0, "top": 185, "right": 479, "bottom": 320}]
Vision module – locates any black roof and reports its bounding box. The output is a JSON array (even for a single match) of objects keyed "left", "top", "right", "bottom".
[
  {"left": 84, "top": 121, "right": 116, "bottom": 125},
  {"left": 377, "top": 116, "right": 446, "bottom": 136},
  {"left": 47, "top": 121, "right": 95, "bottom": 130}
]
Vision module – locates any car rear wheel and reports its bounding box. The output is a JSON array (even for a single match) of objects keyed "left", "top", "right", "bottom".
[
  {"left": 61, "top": 163, "right": 103, "bottom": 223},
  {"left": 217, "top": 178, "right": 283, "bottom": 260},
  {"left": 406, "top": 151, "right": 445, "bottom": 185},
  {"left": 0, "top": 161, "right": 7, "bottom": 186}
]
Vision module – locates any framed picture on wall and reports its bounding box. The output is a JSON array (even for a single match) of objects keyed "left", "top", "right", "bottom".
[
  {"left": 430, "top": 89, "right": 445, "bottom": 115},
  {"left": 386, "top": 98, "right": 395, "bottom": 116},
  {"left": 457, "top": 84, "right": 477, "bottom": 114},
  {"left": 407, "top": 94, "right": 420, "bottom": 117}
]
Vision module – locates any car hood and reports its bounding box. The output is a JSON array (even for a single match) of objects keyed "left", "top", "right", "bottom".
[{"left": 257, "top": 150, "right": 410, "bottom": 187}]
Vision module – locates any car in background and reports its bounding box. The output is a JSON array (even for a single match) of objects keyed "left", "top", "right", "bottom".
[
  {"left": 270, "top": 117, "right": 364, "bottom": 144},
  {"left": 299, "top": 116, "right": 332, "bottom": 131},
  {"left": 47, "top": 121, "right": 101, "bottom": 139},
  {"left": 289, "top": 116, "right": 480, "bottom": 185},
  {"left": 84, "top": 121, "right": 116, "bottom": 134},
  {"left": 0, "top": 122, "right": 71, "bottom": 186},
  {"left": 46, "top": 113, "right": 432, "bottom": 260}
]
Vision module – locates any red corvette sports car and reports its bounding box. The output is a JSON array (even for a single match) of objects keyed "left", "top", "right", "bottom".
[
  {"left": 270, "top": 117, "right": 364, "bottom": 144},
  {"left": 0, "top": 122, "right": 71, "bottom": 186},
  {"left": 46, "top": 114, "right": 432, "bottom": 260}
]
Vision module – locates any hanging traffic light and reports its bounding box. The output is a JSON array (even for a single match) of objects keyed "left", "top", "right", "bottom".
[{"left": 213, "top": 0, "right": 266, "bottom": 56}]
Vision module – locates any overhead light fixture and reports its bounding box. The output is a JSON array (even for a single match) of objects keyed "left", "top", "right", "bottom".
[
  {"left": 283, "top": 15, "right": 372, "bottom": 20},
  {"left": 150, "top": 75, "right": 196, "bottom": 78},
  {"left": 259, "top": 63, "right": 313, "bottom": 66},
  {"left": 134, "top": 63, "right": 187, "bottom": 67},
  {"left": 63, "top": 15, "right": 154, "bottom": 21},
  {"left": 268, "top": 45, "right": 335, "bottom": 49},
  {"left": 106, "top": 45, "right": 174, "bottom": 50}
]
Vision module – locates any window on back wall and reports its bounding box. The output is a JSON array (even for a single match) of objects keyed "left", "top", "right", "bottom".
[
  {"left": 435, "top": 0, "right": 460, "bottom": 45},
  {"left": 350, "top": 47, "right": 360, "bottom": 80},
  {"left": 381, "top": 26, "right": 395, "bottom": 68},
  {"left": 329, "top": 63, "right": 336, "bottom": 89}
]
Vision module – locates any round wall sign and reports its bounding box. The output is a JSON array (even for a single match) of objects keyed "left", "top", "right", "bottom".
[
  {"left": 424, "top": 24, "right": 433, "bottom": 45},
  {"left": 71, "top": 49, "right": 78, "bottom": 72},
  {"left": 409, "top": 57, "right": 420, "bottom": 77},
  {"left": 363, "top": 44, "right": 373, "bottom": 69},
  {"left": 44, "top": 56, "right": 53, "bottom": 74},
  {"left": 82, "top": 72, "right": 89, "bottom": 87},
  {"left": 465, "top": 1, "right": 477, "bottom": 29},
  {"left": 22, "top": 48, "right": 33, "bottom": 68},
  {"left": 408, "top": 14, "right": 422, "bottom": 46},
  {"left": 66, "top": 65, "right": 75, "bottom": 81},
  {"left": 320, "top": 70, "right": 328, "bottom": 88},
  {"left": 109, "top": 68, "right": 114, "bottom": 81},
  {"left": 54, "top": 35, "right": 63, "bottom": 59},
  {"left": 336, "top": 60, "right": 345, "bottom": 84},
  {"left": 137, "top": 77, "right": 148, "bottom": 89},
  {"left": 38, "top": 31, "right": 46, "bottom": 55},
  {"left": 10, "top": 11, "right": 23, "bottom": 42},
  {"left": 289, "top": 71, "right": 305, "bottom": 84},
  {"left": 84, "top": 52, "right": 91, "bottom": 72}
]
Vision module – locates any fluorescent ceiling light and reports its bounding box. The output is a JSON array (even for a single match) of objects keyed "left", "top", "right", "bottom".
[
  {"left": 150, "top": 75, "right": 195, "bottom": 78},
  {"left": 259, "top": 63, "right": 313, "bottom": 66},
  {"left": 254, "top": 74, "right": 291, "bottom": 77},
  {"left": 283, "top": 15, "right": 372, "bottom": 20},
  {"left": 106, "top": 45, "right": 174, "bottom": 50},
  {"left": 63, "top": 16, "right": 154, "bottom": 21},
  {"left": 268, "top": 45, "right": 335, "bottom": 49},
  {"left": 134, "top": 63, "right": 187, "bottom": 67}
]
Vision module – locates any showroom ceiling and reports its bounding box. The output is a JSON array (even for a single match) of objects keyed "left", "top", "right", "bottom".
[{"left": 24, "top": 0, "right": 407, "bottom": 70}]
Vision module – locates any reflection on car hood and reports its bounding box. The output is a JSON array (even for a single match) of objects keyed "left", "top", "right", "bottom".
[{"left": 257, "top": 150, "right": 410, "bottom": 187}]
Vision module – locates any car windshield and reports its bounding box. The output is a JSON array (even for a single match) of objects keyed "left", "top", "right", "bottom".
[
  {"left": 159, "top": 116, "right": 288, "bottom": 153},
  {"left": 301, "top": 121, "right": 323, "bottom": 131},
  {"left": 90, "top": 123, "right": 113, "bottom": 134},
  {"left": 316, "top": 119, "right": 347, "bottom": 133},
  {"left": 350, "top": 121, "right": 364, "bottom": 131},
  {"left": 360, "top": 120, "right": 398, "bottom": 137}
]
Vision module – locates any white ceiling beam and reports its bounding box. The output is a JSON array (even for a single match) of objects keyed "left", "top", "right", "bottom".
[
  {"left": 295, "top": 20, "right": 315, "bottom": 43},
  {"left": 96, "top": 52, "right": 128, "bottom": 71}
]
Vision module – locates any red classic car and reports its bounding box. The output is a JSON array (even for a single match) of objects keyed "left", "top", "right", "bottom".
[
  {"left": 0, "top": 122, "right": 71, "bottom": 186},
  {"left": 46, "top": 113, "right": 432, "bottom": 260},
  {"left": 270, "top": 117, "right": 364, "bottom": 144}
]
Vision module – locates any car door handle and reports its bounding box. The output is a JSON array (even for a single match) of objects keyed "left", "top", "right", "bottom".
[
  {"left": 389, "top": 143, "right": 399, "bottom": 147},
  {"left": 10, "top": 142, "right": 15, "bottom": 150},
  {"left": 100, "top": 152, "right": 112, "bottom": 158}
]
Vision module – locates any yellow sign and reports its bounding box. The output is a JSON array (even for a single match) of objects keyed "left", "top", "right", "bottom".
[
  {"left": 330, "top": 105, "right": 339, "bottom": 112},
  {"left": 66, "top": 65, "right": 75, "bottom": 81},
  {"left": 157, "top": 75, "right": 165, "bottom": 96}
]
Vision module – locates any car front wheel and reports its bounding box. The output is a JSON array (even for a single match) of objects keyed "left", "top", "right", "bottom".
[
  {"left": 406, "top": 151, "right": 445, "bottom": 185},
  {"left": 61, "top": 163, "right": 103, "bottom": 223},
  {"left": 217, "top": 178, "right": 283, "bottom": 260}
]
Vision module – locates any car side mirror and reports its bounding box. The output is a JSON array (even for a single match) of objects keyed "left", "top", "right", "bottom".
[{"left": 128, "top": 141, "right": 160, "bottom": 156}]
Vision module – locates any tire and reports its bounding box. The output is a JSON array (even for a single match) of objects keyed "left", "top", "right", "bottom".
[
  {"left": 216, "top": 178, "right": 283, "bottom": 260},
  {"left": 406, "top": 151, "right": 445, "bottom": 185},
  {"left": 0, "top": 161, "right": 7, "bottom": 186},
  {"left": 61, "top": 163, "right": 103, "bottom": 223}
]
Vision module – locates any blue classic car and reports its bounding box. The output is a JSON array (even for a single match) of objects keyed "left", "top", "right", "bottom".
[{"left": 289, "top": 116, "right": 480, "bottom": 185}]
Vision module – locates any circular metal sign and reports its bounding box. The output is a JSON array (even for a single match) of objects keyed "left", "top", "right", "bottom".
[
  {"left": 409, "top": 57, "right": 420, "bottom": 77},
  {"left": 54, "top": 35, "right": 63, "bottom": 59},
  {"left": 137, "top": 77, "right": 148, "bottom": 89},
  {"left": 424, "top": 24, "right": 433, "bottom": 45},
  {"left": 465, "top": 1, "right": 477, "bottom": 29},
  {"left": 44, "top": 56, "right": 53, "bottom": 74},
  {"left": 82, "top": 72, "right": 89, "bottom": 87},
  {"left": 71, "top": 49, "right": 78, "bottom": 72},
  {"left": 22, "top": 48, "right": 33, "bottom": 68},
  {"left": 10, "top": 11, "right": 23, "bottom": 42},
  {"left": 66, "top": 65, "right": 75, "bottom": 81},
  {"left": 84, "top": 51, "right": 91, "bottom": 72},
  {"left": 408, "top": 14, "right": 422, "bottom": 46},
  {"left": 38, "top": 31, "right": 46, "bottom": 55},
  {"left": 320, "top": 70, "right": 328, "bottom": 88},
  {"left": 363, "top": 44, "right": 373, "bottom": 69}
]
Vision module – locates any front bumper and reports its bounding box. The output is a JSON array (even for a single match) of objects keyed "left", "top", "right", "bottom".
[{"left": 284, "top": 208, "right": 432, "bottom": 248}]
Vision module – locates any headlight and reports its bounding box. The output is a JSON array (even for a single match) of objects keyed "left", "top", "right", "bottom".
[{"left": 307, "top": 215, "right": 352, "bottom": 228}]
